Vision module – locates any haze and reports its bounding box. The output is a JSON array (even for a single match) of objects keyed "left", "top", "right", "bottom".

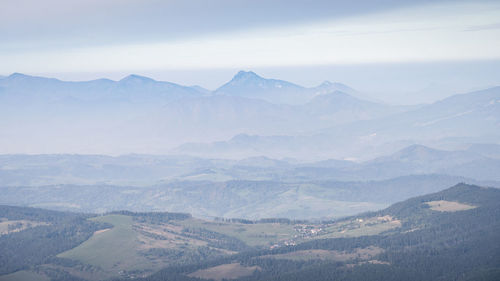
[
  {"left": 1, "top": 1, "right": 500, "bottom": 281},
  {"left": 2, "top": 0, "right": 500, "bottom": 104}
]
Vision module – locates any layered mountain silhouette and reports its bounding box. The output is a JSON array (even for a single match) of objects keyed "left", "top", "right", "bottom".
[
  {"left": 176, "top": 86, "right": 500, "bottom": 160},
  {"left": 0, "top": 72, "right": 498, "bottom": 159},
  {"left": 0, "top": 73, "right": 204, "bottom": 104}
]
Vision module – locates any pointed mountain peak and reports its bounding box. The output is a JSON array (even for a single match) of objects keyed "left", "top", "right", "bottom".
[
  {"left": 232, "top": 70, "right": 262, "bottom": 81},
  {"left": 316, "top": 80, "right": 352, "bottom": 89},
  {"left": 119, "top": 74, "right": 155, "bottom": 83},
  {"left": 314, "top": 80, "right": 358, "bottom": 96},
  {"left": 319, "top": 80, "right": 334, "bottom": 87},
  {"left": 8, "top": 73, "right": 30, "bottom": 79},
  {"left": 401, "top": 144, "right": 437, "bottom": 153},
  {"left": 369, "top": 144, "right": 443, "bottom": 163},
  {"left": 392, "top": 144, "right": 442, "bottom": 159},
  {"left": 4, "top": 73, "right": 59, "bottom": 83}
]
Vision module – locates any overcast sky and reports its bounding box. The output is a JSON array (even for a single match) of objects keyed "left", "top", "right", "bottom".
[{"left": 1, "top": 0, "right": 500, "bottom": 103}]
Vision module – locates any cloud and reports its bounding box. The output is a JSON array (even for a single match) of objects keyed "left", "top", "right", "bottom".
[
  {"left": 0, "top": 0, "right": 475, "bottom": 48},
  {"left": 2, "top": 1, "right": 499, "bottom": 75},
  {"left": 1, "top": 0, "right": 500, "bottom": 79}
]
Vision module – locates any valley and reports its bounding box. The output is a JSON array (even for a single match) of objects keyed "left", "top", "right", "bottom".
[
  {"left": 2, "top": 1, "right": 499, "bottom": 280},
  {"left": 1, "top": 184, "right": 498, "bottom": 281}
]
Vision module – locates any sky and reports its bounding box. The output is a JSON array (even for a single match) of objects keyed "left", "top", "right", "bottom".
[{"left": 1, "top": 0, "right": 500, "bottom": 104}]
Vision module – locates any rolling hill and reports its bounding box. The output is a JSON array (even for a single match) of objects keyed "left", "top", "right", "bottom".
[
  {"left": 140, "top": 183, "right": 500, "bottom": 281},
  {"left": 176, "top": 86, "right": 500, "bottom": 160},
  {"left": 2, "top": 183, "right": 497, "bottom": 280}
]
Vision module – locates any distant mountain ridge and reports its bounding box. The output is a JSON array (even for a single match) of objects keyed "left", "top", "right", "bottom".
[
  {"left": 0, "top": 71, "right": 368, "bottom": 106},
  {"left": 0, "top": 71, "right": 498, "bottom": 158},
  {"left": 1, "top": 143, "right": 499, "bottom": 188},
  {"left": 0, "top": 72, "right": 204, "bottom": 104},
  {"left": 173, "top": 143, "right": 500, "bottom": 181},
  {"left": 0, "top": 71, "right": 411, "bottom": 154},
  {"left": 176, "top": 86, "right": 500, "bottom": 160},
  {"left": 215, "top": 70, "right": 363, "bottom": 105}
]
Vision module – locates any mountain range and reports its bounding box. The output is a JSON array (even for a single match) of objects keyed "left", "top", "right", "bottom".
[
  {"left": 1, "top": 142, "right": 499, "bottom": 220},
  {"left": 176, "top": 86, "right": 500, "bottom": 160},
  {"left": 1, "top": 143, "right": 499, "bottom": 187},
  {"left": 214, "top": 70, "right": 359, "bottom": 105},
  {"left": 1, "top": 70, "right": 499, "bottom": 279},
  {"left": 0, "top": 71, "right": 498, "bottom": 160}
]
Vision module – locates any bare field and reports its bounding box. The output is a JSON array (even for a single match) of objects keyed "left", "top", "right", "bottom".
[
  {"left": 426, "top": 200, "right": 476, "bottom": 212},
  {"left": 188, "top": 263, "right": 260, "bottom": 280},
  {"left": 0, "top": 220, "right": 49, "bottom": 235},
  {"left": 0, "top": 270, "right": 50, "bottom": 281},
  {"left": 261, "top": 246, "right": 383, "bottom": 262}
]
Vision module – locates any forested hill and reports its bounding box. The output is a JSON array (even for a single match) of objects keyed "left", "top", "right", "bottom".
[
  {"left": 140, "top": 184, "right": 500, "bottom": 281},
  {"left": 0, "top": 206, "right": 109, "bottom": 277},
  {"left": 0, "top": 184, "right": 499, "bottom": 281}
]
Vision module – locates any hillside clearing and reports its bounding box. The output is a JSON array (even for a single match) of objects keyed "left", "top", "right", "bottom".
[
  {"left": 179, "top": 218, "right": 296, "bottom": 247},
  {"left": 0, "top": 270, "right": 49, "bottom": 281},
  {"left": 426, "top": 200, "right": 476, "bottom": 212},
  {"left": 0, "top": 220, "right": 49, "bottom": 235},
  {"left": 57, "top": 215, "right": 151, "bottom": 274},
  {"left": 187, "top": 263, "right": 260, "bottom": 280},
  {"left": 56, "top": 215, "right": 232, "bottom": 278},
  {"left": 315, "top": 216, "right": 401, "bottom": 239},
  {"left": 260, "top": 246, "right": 383, "bottom": 261}
]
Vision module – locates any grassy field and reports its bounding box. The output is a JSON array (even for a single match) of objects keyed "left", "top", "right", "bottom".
[
  {"left": 46, "top": 213, "right": 400, "bottom": 279},
  {"left": 426, "top": 200, "right": 476, "bottom": 212},
  {"left": 316, "top": 216, "right": 401, "bottom": 239},
  {"left": 58, "top": 215, "right": 154, "bottom": 275},
  {"left": 179, "top": 218, "right": 297, "bottom": 247},
  {"left": 180, "top": 214, "right": 402, "bottom": 248},
  {"left": 187, "top": 263, "right": 260, "bottom": 280},
  {"left": 56, "top": 214, "right": 238, "bottom": 278},
  {"left": 0, "top": 270, "right": 49, "bottom": 281}
]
